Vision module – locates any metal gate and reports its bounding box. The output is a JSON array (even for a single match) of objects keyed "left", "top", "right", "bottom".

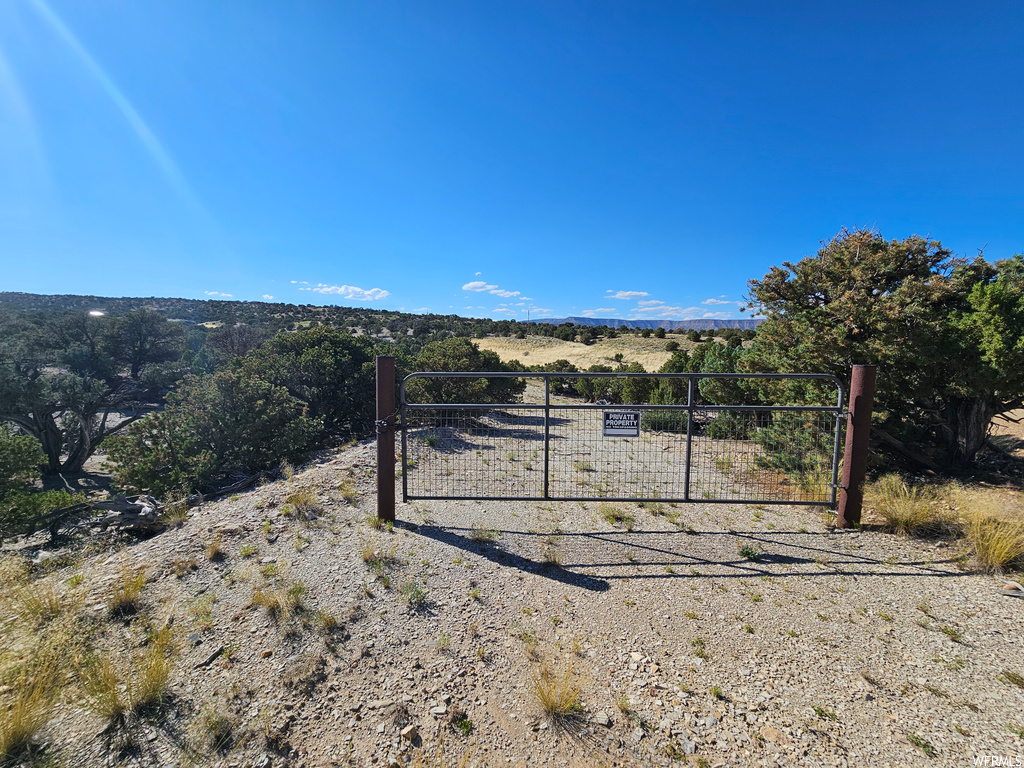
[{"left": 400, "top": 372, "right": 845, "bottom": 507}]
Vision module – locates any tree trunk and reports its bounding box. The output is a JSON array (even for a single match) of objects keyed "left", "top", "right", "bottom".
[
  {"left": 8, "top": 413, "right": 64, "bottom": 474},
  {"left": 60, "top": 414, "right": 93, "bottom": 474},
  {"left": 942, "top": 397, "right": 999, "bottom": 469}
]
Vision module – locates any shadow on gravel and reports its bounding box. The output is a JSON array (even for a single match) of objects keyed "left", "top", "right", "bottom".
[
  {"left": 401, "top": 522, "right": 611, "bottom": 592},
  {"left": 403, "top": 522, "right": 973, "bottom": 583}
]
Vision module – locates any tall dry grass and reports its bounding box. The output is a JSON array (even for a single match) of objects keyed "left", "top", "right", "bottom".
[
  {"left": 0, "top": 648, "right": 64, "bottom": 760},
  {"left": 865, "top": 475, "right": 957, "bottom": 536},
  {"left": 951, "top": 486, "right": 1024, "bottom": 573},
  {"left": 109, "top": 563, "right": 148, "bottom": 617},
  {"left": 867, "top": 476, "right": 1024, "bottom": 572},
  {"left": 531, "top": 660, "right": 585, "bottom": 728},
  {"left": 79, "top": 627, "right": 176, "bottom": 723}
]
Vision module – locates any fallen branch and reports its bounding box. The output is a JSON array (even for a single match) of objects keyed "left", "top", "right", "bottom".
[
  {"left": 90, "top": 494, "right": 164, "bottom": 533},
  {"left": 201, "top": 471, "right": 272, "bottom": 502},
  {"left": 870, "top": 427, "right": 942, "bottom": 472}
]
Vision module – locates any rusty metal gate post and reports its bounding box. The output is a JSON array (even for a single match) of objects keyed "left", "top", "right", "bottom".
[
  {"left": 837, "top": 364, "right": 876, "bottom": 528},
  {"left": 376, "top": 356, "right": 396, "bottom": 523}
]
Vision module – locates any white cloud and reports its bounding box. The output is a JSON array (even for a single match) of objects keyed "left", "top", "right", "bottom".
[
  {"left": 521, "top": 297, "right": 533, "bottom": 301},
  {"left": 262, "top": 294, "right": 274, "bottom": 300},
  {"left": 205, "top": 290, "right": 233, "bottom": 298},
  {"left": 412, "top": 307, "right": 429, "bottom": 312},
  {"left": 490, "top": 289, "right": 520, "bottom": 298},
  {"left": 581, "top": 308, "right": 617, "bottom": 317},
  {"left": 701, "top": 298, "right": 741, "bottom": 306},
  {"left": 494, "top": 308, "right": 516, "bottom": 314},
  {"left": 298, "top": 283, "right": 389, "bottom": 301},
  {"left": 608, "top": 290, "right": 649, "bottom": 300},
  {"left": 637, "top": 299, "right": 665, "bottom": 307},
  {"left": 462, "top": 281, "right": 497, "bottom": 292},
  {"left": 475, "top": 271, "right": 481, "bottom": 276}
]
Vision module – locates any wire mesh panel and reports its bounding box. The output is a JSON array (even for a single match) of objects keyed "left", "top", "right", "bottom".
[
  {"left": 403, "top": 407, "right": 546, "bottom": 499},
  {"left": 401, "top": 372, "right": 845, "bottom": 507},
  {"left": 687, "top": 408, "right": 841, "bottom": 503},
  {"left": 547, "top": 407, "right": 690, "bottom": 499}
]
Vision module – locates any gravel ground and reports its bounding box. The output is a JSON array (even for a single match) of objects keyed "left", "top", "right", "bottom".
[{"left": 15, "top": 440, "right": 1024, "bottom": 768}]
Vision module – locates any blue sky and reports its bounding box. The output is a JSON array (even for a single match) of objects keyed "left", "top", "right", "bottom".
[{"left": 2, "top": 1, "right": 1022, "bottom": 321}]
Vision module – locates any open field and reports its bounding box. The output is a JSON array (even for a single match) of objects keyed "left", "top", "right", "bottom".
[
  {"left": 475, "top": 335, "right": 704, "bottom": 371},
  {"left": 2, "top": 441, "right": 1023, "bottom": 768}
]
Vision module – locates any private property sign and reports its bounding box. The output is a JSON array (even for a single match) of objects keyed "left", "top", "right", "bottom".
[{"left": 603, "top": 410, "right": 640, "bottom": 437}]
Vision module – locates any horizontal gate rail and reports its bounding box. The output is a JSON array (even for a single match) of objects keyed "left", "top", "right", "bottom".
[{"left": 400, "top": 371, "right": 845, "bottom": 508}]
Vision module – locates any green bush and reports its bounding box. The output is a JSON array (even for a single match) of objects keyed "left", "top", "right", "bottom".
[
  {"left": 575, "top": 365, "right": 613, "bottom": 402},
  {"left": 237, "top": 327, "right": 375, "bottom": 436},
  {"left": 641, "top": 410, "right": 688, "bottom": 433},
  {"left": 2, "top": 489, "right": 82, "bottom": 534},
  {"left": 755, "top": 412, "right": 833, "bottom": 478},
  {"left": 408, "top": 338, "right": 525, "bottom": 404},
  {"left": 640, "top": 385, "right": 688, "bottom": 433},
  {"left": 0, "top": 425, "right": 43, "bottom": 499},
  {"left": 706, "top": 411, "right": 755, "bottom": 440},
  {"left": 106, "top": 370, "right": 319, "bottom": 496},
  {"left": 0, "top": 425, "right": 47, "bottom": 536}
]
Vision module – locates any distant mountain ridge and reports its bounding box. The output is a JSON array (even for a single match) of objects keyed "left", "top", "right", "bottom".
[
  {"left": 551, "top": 316, "right": 763, "bottom": 331},
  {"left": 0, "top": 293, "right": 763, "bottom": 333}
]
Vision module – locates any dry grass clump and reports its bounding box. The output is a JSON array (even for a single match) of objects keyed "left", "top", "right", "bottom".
[
  {"left": 79, "top": 628, "right": 175, "bottom": 725},
  {"left": 531, "top": 661, "right": 585, "bottom": 729},
  {"left": 251, "top": 580, "right": 306, "bottom": 619},
  {"left": 540, "top": 543, "right": 562, "bottom": 567},
  {"left": 411, "top": 734, "right": 474, "bottom": 768},
  {"left": 0, "top": 648, "right": 64, "bottom": 761},
  {"left": 171, "top": 556, "right": 198, "bottom": 577},
  {"left": 949, "top": 486, "right": 1024, "bottom": 572},
  {"left": 159, "top": 495, "right": 190, "bottom": 528},
  {"left": 197, "top": 706, "right": 239, "bottom": 753},
  {"left": 314, "top": 609, "right": 341, "bottom": 634},
  {"left": 339, "top": 479, "right": 358, "bottom": 504},
  {"left": 109, "top": 564, "right": 148, "bottom": 617},
  {"left": 361, "top": 538, "right": 398, "bottom": 576},
  {"left": 866, "top": 475, "right": 955, "bottom": 536},
  {"left": 965, "top": 513, "right": 1024, "bottom": 573},
  {"left": 868, "top": 479, "right": 1024, "bottom": 572},
  {"left": 283, "top": 486, "right": 321, "bottom": 522},
  {"left": 469, "top": 523, "right": 499, "bottom": 542},
  {"left": 11, "top": 576, "right": 81, "bottom": 628},
  {"left": 599, "top": 502, "right": 635, "bottom": 530},
  {"left": 204, "top": 535, "right": 224, "bottom": 561}
]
